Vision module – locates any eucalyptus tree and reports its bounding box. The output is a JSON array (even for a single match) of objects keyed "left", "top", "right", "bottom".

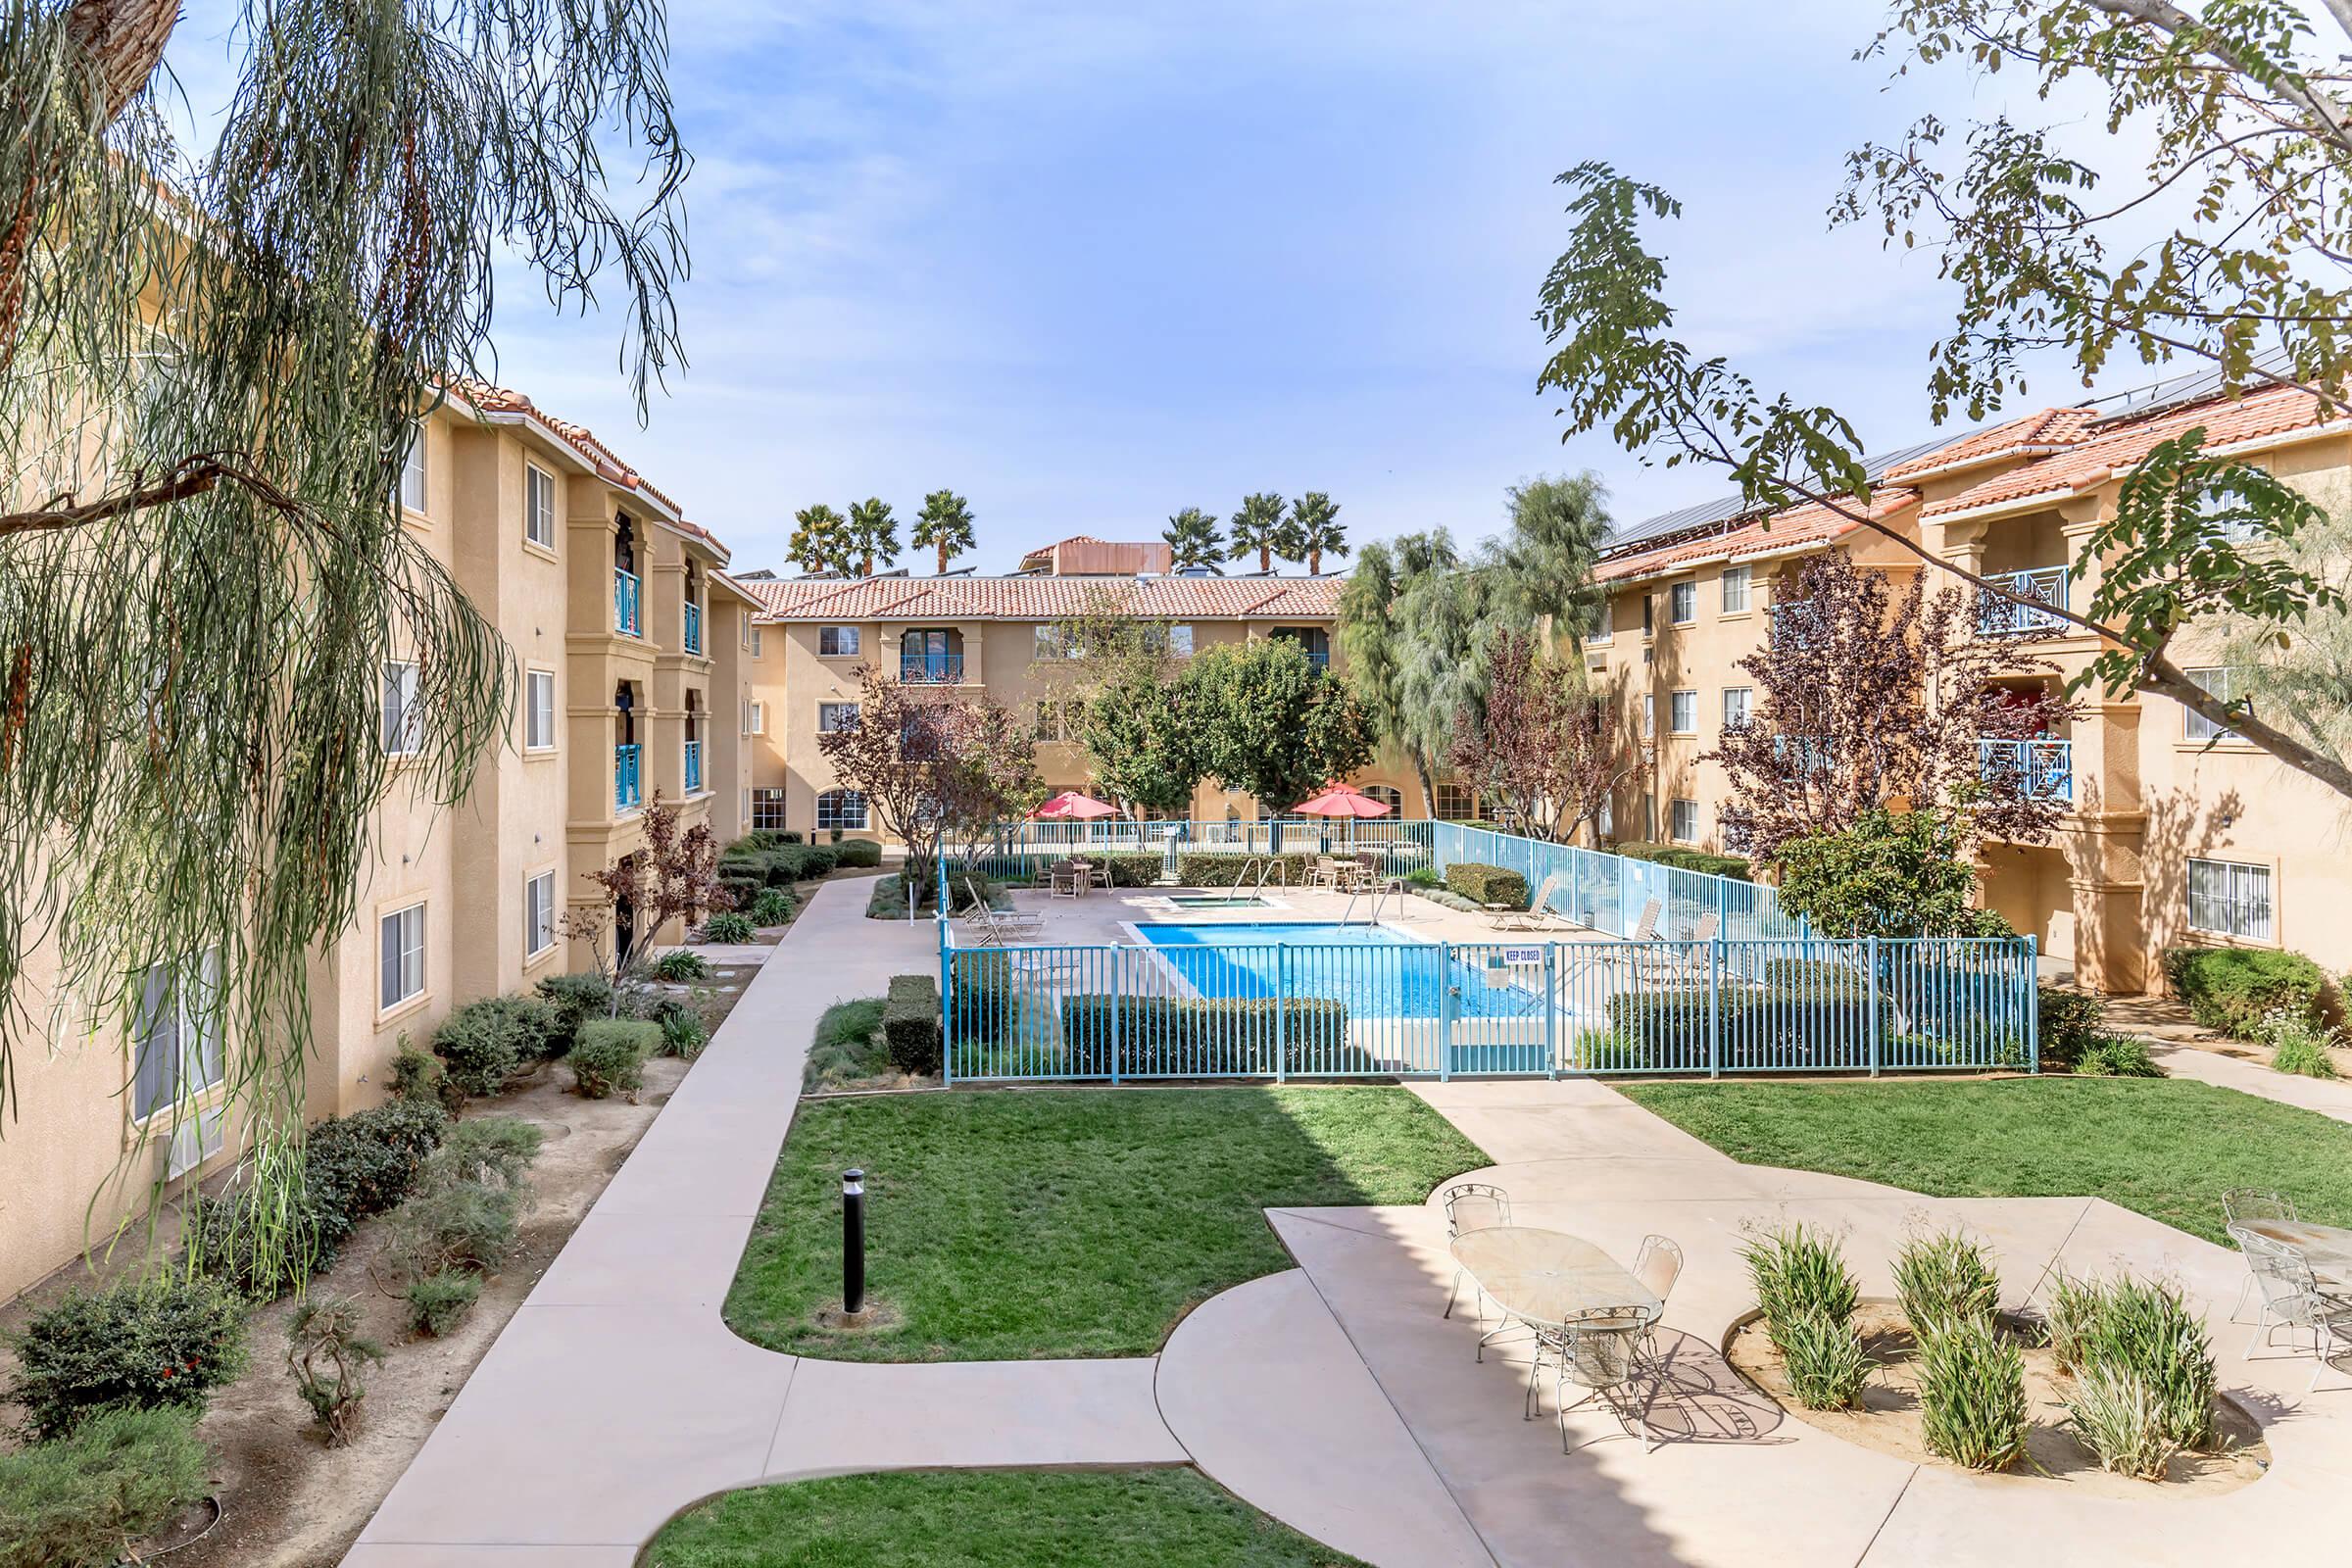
[
  {"left": 788, "top": 504, "right": 854, "bottom": 576},
  {"left": 0, "top": 0, "right": 689, "bottom": 1269},
  {"left": 1535, "top": 0, "right": 2352, "bottom": 799},
  {"left": 1287, "top": 491, "right": 1347, "bottom": 575},
  {"left": 1227, "top": 491, "right": 1291, "bottom": 573},
  {"left": 1162, "top": 506, "right": 1223, "bottom": 572},
  {"left": 912, "top": 489, "right": 976, "bottom": 575},
  {"left": 847, "top": 496, "right": 899, "bottom": 576}
]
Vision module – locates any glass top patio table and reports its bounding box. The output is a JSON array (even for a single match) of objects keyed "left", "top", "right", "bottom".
[
  {"left": 2239, "top": 1218, "right": 2352, "bottom": 1283},
  {"left": 1447, "top": 1226, "right": 1661, "bottom": 1330}
]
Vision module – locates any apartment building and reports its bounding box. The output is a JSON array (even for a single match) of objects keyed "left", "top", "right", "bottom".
[
  {"left": 2, "top": 383, "right": 748, "bottom": 1301},
  {"left": 1589, "top": 377, "right": 2352, "bottom": 994}
]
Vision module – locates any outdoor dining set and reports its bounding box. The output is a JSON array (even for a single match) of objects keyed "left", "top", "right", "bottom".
[
  {"left": 2225, "top": 1188, "right": 2352, "bottom": 1389},
  {"left": 1439, "top": 1181, "right": 1685, "bottom": 1451}
]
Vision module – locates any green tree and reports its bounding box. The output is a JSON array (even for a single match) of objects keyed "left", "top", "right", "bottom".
[
  {"left": 788, "top": 504, "right": 853, "bottom": 576},
  {"left": 0, "top": 0, "right": 686, "bottom": 1262},
  {"left": 2216, "top": 506, "right": 2352, "bottom": 778},
  {"left": 1774, "top": 808, "right": 2012, "bottom": 940},
  {"left": 846, "top": 497, "right": 898, "bottom": 576},
  {"left": 1289, "top": 492, "right": 1346, "bottom": 574},
  {"left": 1228, "top": 492, "right": 1291, "bottom": 573},
  {"left": 1491, "top": 474, "right": 1611, "bottom": 636},
  {"left": 1184, "top": 638, "right": 1373, "bottom": 812},
  {"left": 1078, "top": 674, "right": 1204, "bottom": 816},
  {"left": 1534, "top": 0, "right": 2352, "bottom": 799},
  {"left": 1162, "top": 506, "right": 1224, "bottom": 572},
  {"left": 911, "top": 489, "right": 976, "bottom": 576},
  {"left": 1339, "top": 532, "right": 1463, "bottom": 814}
]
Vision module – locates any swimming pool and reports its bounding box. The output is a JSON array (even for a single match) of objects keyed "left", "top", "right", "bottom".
[{"left": 1135, "top": 921, "right": 1538, "bottom": 1019}]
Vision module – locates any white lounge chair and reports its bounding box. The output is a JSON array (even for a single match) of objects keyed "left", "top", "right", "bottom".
[{"left": 1490, "top": 872, "right": 1574, "bottom": 932}]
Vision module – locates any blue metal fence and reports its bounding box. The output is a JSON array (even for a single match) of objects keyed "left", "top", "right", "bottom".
[{"left": 940, "top": 932, "right": 2036, "bottom": 1082}]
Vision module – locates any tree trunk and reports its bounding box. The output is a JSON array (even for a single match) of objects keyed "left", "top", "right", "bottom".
[
  {"left": 937, "top": 539, "right": 948, "bottom": 575},
  {"left": 1308, "top": 548, "right": 1321, "bottom": 574},
  {"left": 1258, "top": 544, "right": 1271, "bottom": 573},
  {"left": 1413, "top": 757, "right": 1437, "bottom": 818}
]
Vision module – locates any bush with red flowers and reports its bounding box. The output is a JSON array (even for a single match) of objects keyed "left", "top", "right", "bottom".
[{"left": 6, "top": 1275, "right": 250, "bottom": 1442}]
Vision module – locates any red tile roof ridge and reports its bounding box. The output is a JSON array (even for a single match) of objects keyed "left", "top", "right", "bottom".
[
  {"left": 1594, "top": 488, "right": 1918, "bottom": 584},
  {"left": 443, "top": 377, "right": 723, "bottom": 558}
]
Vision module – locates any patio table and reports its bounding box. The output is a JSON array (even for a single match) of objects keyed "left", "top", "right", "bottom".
[
  {"left": 1448, "top": 1226, "right": 1662, "bottom": 1333},
  {"left": 2239, "top": 1217, "right": 2352, "bottom": 1287}
]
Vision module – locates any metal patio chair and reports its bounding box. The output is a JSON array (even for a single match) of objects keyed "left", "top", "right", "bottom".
[
  {"left": 2224, "top": 1190, "right": 2300, "bottom": 1321},
  {"left": 1629, "top": 1234, "right": 1685, "bottom": 1368},
  {"left": 1047, "top": 859, "right": 1082, "bottom": 899},
  {"left": 1526, "top": 1314, "right": 1655, "bottom": 1452},
  {"left": 2235, "top": 1228, "right": 2352, "bottom": 1390},
  {"left": 1439, "top": 1181, "right": 1513, "bottom": 1325}
]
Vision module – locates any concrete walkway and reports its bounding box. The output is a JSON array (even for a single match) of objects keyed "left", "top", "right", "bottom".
[{"left": 2149, "top": 1041, "right": 2352, "bottom": 1125}]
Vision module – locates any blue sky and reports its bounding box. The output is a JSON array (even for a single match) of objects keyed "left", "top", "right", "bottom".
[{"left": 161, "top": 1, "right": 2077, "bottom": 572}]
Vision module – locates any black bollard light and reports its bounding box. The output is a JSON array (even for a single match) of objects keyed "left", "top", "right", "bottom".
[{"left": 842, "top": 1167, "right": 866, "bottom": 1316}]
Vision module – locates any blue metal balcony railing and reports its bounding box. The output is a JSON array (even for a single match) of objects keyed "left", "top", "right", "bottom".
[
  {"left": 613, "top": 568, "right": 642, "bottom": 636},
  {"left": 901, "top": 653, "right": 965, "bottom": 684},
  {"left": 1979, "top": 738, "right": 2073, "bottom": 802},
  {"left": 683, "top": 600, "right": 703, "bottom": 655},
  {"left": 683, "top": 738, "right": 703, "bottom": 794},
  {"left": 615, "top": 743, "right": 642, "bottom": 810},
  {"left": 1978, "top": 567, "right": 2069, "bottom": 636}
]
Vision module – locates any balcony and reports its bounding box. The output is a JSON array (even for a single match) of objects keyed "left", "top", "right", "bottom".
[
  {"left": 1978, "top": 567, "right": 2069, "bottom": 636},
  {"left": 683, "top": 600, "right": 703, "bottom": 655},
  {"left": 613, "top": 568, "right": 642, "bottom": 637},
  {"left": 901, "top": 653, "right": 965, "bottom": 685},
  {"left": 1979, "top": 737, "right": 2073, "bottom": 802},
  {"left": 615, "top": 743, "right": 642, "bottom": 810},
  {"left": 684, "top": 738, "right": 703, "bottom": 794}
]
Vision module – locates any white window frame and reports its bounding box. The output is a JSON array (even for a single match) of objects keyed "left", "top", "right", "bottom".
[
  {"left": 743, "top": 699, "right": 764, "bottom": 736},
  {"left": 2184, "top": 666, "right": 2243, "bottom": 744},
  {"left": 524, "top": 462, "right": 557, "bottom": 549},
  {"left": 2186, "top": 857, "right": 2274, "bottom": 942},
  {"left": 1721, "top": 565, "right": 1750, "bottom": 613},
  {"left": 817, "top": 701, "right": 859, "bottom": 733},
  {"left": 816, "top": 788, "right": 868, "bottom": 830},
  {"left": 1670, "top": 798, "right": 1700, "bottom": 844},
  {"left": 524, "top": 669, "right": 557, "bottom": 751},
  {"left": 1723, "top": 686, "right": 1752, "bottom": 729},
  {"left": 379, "top": 903, "right": 426, "bottom": 1011},
  {"left": 1168, "top": 624, "right": 1195, "bottom": 658},
  {"left": 132, "top": 950, "right": 223, "bottom": 1124},
  {"left": 1586, "top": 597, "right": 1612, "bottom": 644},
  {"left": 398, "top": 432, "right": 427, "bottom": 515},
  {"left": 1642, "top": 693, "right": 1656, "bottom": 738},
  {"left": 2197, "top": 487, "right": 2265, "bottom": 545},
  {"left": 382, "top": 661, "right": 421, "bottom": 757},
  {"left": 749, "top": 624, "right": 764, "bottom": 658},
  {"left": 524, "top": 871, "right": 557, "bottom": 958},
  {"left": 1668, "top": 581, "right": 1696, "bottom": 625},
  {"left": 817, "top": 625, "right": 859, "bottom": 658},
  {"left": 1669, "top": 689, "right": 1697, "bottom": 735}
]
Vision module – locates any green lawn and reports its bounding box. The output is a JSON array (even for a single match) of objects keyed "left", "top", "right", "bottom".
[
  {"left": 645, "top": 1469, "right": 1369, "bottom": 1567},
  {"left": 1624, "top": 1076, "right": 2352, "bottom": 1245},
  {"left": 724, "top": 1085, "right": 1487, "bottom": 1360}
]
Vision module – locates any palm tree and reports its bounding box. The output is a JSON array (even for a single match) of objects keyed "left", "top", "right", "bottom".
[
  {"left": 788, "top": 504, "right": 852, "bottom": 575},
  {"left": 912, "top": 490, "right": 976, "bottom": 575},
  {"left": 1290, "top": 491, "right": 1346, "bottom": 574},
  {"left": 1162, "top": 507, "right": 1223, "bottom": 572},
  {"left": 847, "top": 496, "right": 898, "bottom": 576},
  {"left": 1228, "top": 492, "right": 1290, "bottom": 573}
]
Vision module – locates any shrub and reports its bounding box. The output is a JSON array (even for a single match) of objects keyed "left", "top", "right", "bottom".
[
  {"left": 303, "top": 1101, "right": 450, "bottom": 1247},
  {"left": 391, "top": 1041, "right": 466, "bottom": 1115},
  {"left": 883, "top": 973, "right": 944, "bottom": 1075},
  {"left": 866, "top": 874, "right": 921, "bottom": 919},
  {"left": 431, "top": 1116, "right": 543, "bottom": 1191},
  {"left": 1444, "top": 861, "right": 1530, "bottom": 909},
  {"left": 717, "top": 869, "right": 764, "bottom": 907},
  {"left": 535, "top": 972, "right": 616, "bottom": 1047},
  {"left": 659, "top": 1009, "right": 710, "bottom": 1059},
  {"left": 2065, "top": 1360, "right": 2181, "bottom": 1480},
  {"left": 701, "top": 910, "right": 757, "bottom": 944},
  {"left": 1607, "top": 984, "right": 1884, "bottom": 1070},
  {"left": 8, "top": 1276, "right": 249, "bottom": 1441},
  {"left": 187, "top": 1184, "right": 329, "bottom": 1299},
  {"left": 0, "top": 1405, "right": 211, "bottom": 1568},
  {"left": 1174, "top": 852, "right": 1318, "bottom": 889},
  {"left": 1741, "top": 1224, "right": 1858, "bottom": 1345},
  {"left": 2042, "top": 1271, "right": 2104, "bottom": 1376},
  {"left": 433, "top": 996, "right": 563, "bottom": 1095},
  {"left": 1914, "top": 1314, "right": 2030, "bottom": 1471},
  {"left": 758, "top": 843, "right": 837, "bottom": 883},
  {"left": 404, "top": 1270, "right": 483, "bottom": 1338},
  {"left": 381, "top": 1181, "right": 522, "bottom": 1278},
  {"left": 1614, "top": 842, "right": 1753, "bottom": 880},
  {"left": 2034, "top": 986, "right": 2107, "bottom": 1073},
  {"left": 1054, "top": 995, "right": 1358, "bottom": 1076},
  {"left": 284, "top": 1294, "right": 382, "bottom": 1446},
  {"left": 2074, "top": 1033, "right": 2163, "bottom": 1077},
  {"left": 652, "top": 950, "right": 710, "bottom": 982},
  {"left": 806, "top": 997, "right": 891, "bottom": 1089},
  {"left": 1777, "top": 1307, "right": 1874, "bottom": 1409},
  {"left": 834, "top": 838, "right": 883, "bottom": 868},
  {"left": 2076, "top": 1277, "right": 2215, "bottom": 1448},
  {"left": 2162, "top": 945, "right": 2328, "bottom": 1039},
  {"left": 748, "top": 887, "right": 795, "bottom": 925},
  {"left": 1893, "top": 1229, "right": 2001, "bottom": 1336},
  {"left": 569, "top": 1018, "right": 655, "bottom": 1099},
  {"left": 1772, "top": 807, "right": 1991, "bottom": 939},
  {"left": 2257, "top": 1005, "right": 2341, "bottom": 1079},
  {"left": 1566, "top": 1026, "right": 1651, "bottom": 1071},
  {"left": 1403, "top": 864, "right": 1441, "bottom": 888}
]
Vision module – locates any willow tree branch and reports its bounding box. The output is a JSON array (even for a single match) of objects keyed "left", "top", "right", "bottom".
[{"left": 0, "top": 452, "right": 303, "bottom": 537}]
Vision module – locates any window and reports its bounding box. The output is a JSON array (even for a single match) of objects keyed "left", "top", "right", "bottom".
[
  {"left": 1034, "top": 700, "right": 1072, "bottom": 742},
  {"left": 1363, "top": 784, "right": 1403, "bottom": 812},
  {"left": 818, "top": 625, "right": 858, "bottom": 657},
  {"left": 1722, "top": 686, "right": 1752, "bottom": 729},
  {"left": 381, "top": 661, "right": 420, "bottom": 756},
  {"left": 132, "top": 952, "right": 222, "bottom": 1122},
  {"left": 525, "top": 872, "right": 557, "bottom": 957},
  {"left": 1642, "top": 693, "right": 1656, "bottom": 738},
  {"left": 742, "top": 700, "right": 764, "bottom": 735},
  {"left": 1670, "top": 799, "right": 1699, "bottom": 843},
  {"left": 1668, "top": 581, "right": 1696, "bottom": 624},
  {"left": 2187, "top": 858, "right": 2273, "bottom": 941},
  {"left": 816, "top": 789, "right": 867, "bottom": 830},
  {"left": 1670, "top": 690, "right": 1696, "bottom": 734},
  {"left": 1034, "top": 624, "right": 1081, "bottom": 661},
  {"left": 751, "top": 788, "right": 788, "bottom": 831},
  {"left": 1167, "top": 624, "right": 1195, "bottom": 658},
  {"left": 817, "top": 701, "right": 859, "bottom": 733},
  {"left": 524, "top": 463, "right": 556, "bottom": 548},
  {"left": 1596, "top": 797, "right": 1613, "bottom": 839},
  {"left": 2184, "top": 666, "right": 2243, "bottom": 743},
  {"left": 2197, "top": 487, "right": 2265, "bottom": 544},
  {"left": 378, "top": 903, "right": 425, "bottom": 1011},
  {"left": 1586, "top": 597, "right": 1611, "bottom": 643},
  {"left": 749, "top": 625, "right": 763, "bottom": 658},
  {"left": 1642, "top": 595, "right": 1654, "bottom": 637},
  {"left": 1721, "top": 565, "right": 1750, "bottom": 613},
  {"left": 525, "top": 670, "right": 556, "bottom": 750},
  {"left": 1434, "top": 782, "right": 1474, "bottom": 820},
  {"left": 398, "top": 432, "right": 427, "bottom": 514}
]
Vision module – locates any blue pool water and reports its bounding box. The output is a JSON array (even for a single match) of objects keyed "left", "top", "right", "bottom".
[{"left": 1136, "top": 921, "right": 1536, "bottom": 1019}]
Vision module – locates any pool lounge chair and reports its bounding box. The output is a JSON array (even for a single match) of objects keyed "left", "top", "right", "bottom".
[
  {"left": 963, "top": 878, "right": 1043, "bottom": 929},
  {"left": 1489, "top": 872, "right": 1572, "bottom": 931}
]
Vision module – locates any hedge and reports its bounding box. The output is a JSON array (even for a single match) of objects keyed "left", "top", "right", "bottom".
[
  {"left": 834, "top": 838, "right": 883, "bottom": 868},
  {"left": 1175, "top": 852, "right": 1319, "bottom": 888},
  {"left": 569, "top": 1019, "right": 658, "bottom": 1099},
  {"left": 1445, "top": 861, "right": 1530, "bottom": 909},
  {"left": 883, "top": 973, "right": 944, "bottom": 1075},
  {"left": 2161, "top": 946, "right": 2330, "bottom": 1039},
  {"left": 432, "top": 995, "right": 565, "bottom": 1095},
  {"left": 1603, "top": 984, "right": 1886, "bottom": 1070},
  {"left": 2036, "top": 986, "right": 2109, "bottom": 1073},
  {"left": 1054, "top": 995, "right": 1358, "bottom": 1075},
  {"left": 1612, "top": 842, "right": 1755, "bottom": 881},
  {"left": 720, "top": 843, "right": 840, "bottom": 887}
]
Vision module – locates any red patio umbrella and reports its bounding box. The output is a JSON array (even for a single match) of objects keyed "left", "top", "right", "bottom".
[
  {"left": 1287, "top": 783, "right": 1392, "bottom": 818},
  {"left": 1031, "top": 790, "right": 1118, "bottom": 820}
]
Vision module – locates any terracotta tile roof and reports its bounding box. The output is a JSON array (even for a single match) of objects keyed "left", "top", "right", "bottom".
[
  {"left": 1594, "top": 488, "right": 1920, "bottom": 584},
  {"left": 1017, "top": 534, "right": 1105, "bottom": 569},
  {"left": 742, "top": 573, "right": 1346, "bottom": 623},
  {"left": 1882, "top": 407, "right": 2098, "bottom": 481},
  {"left": 1922, "top": 383, "right": 2335, "bottom": 519},
  {"left": 445, "top": 379, "right": 727, "bottom": 560}
]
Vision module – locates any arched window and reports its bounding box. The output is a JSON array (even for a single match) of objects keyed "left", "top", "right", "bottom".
[
  {"left": 816, "top": 789, "right": 867, "bottom": 831},
  {"left": 1362, "top": 784, "right": 1403, "bottom": 813}
]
